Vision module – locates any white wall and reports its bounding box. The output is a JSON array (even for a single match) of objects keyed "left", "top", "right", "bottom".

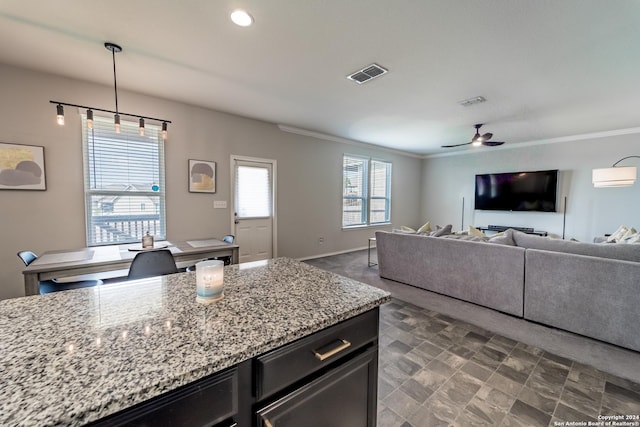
[
  {"left": 0, "top": 63, "right": 422, "bottom": 300},
  {"left": 420, "top": 135, "right": 640, "bottom": 241}
]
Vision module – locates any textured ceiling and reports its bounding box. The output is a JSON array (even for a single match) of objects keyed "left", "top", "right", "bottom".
[{"left": 1, "top": 0, "right": 639, "bottom": 155}]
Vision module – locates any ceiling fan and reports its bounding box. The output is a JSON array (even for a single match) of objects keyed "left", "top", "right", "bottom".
[{"left": 441, "top": 124, "right": 505, "bottom": 148}]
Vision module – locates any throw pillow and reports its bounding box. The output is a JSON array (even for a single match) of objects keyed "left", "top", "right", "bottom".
[
  {"left": 468, "top": 225, "right": 486, "bottom": 237},
  {"left": 431, "top": 224, "right": 452, "bottom": 237},
  {"left": 489, "top": 229, "right": 516, "bottom": 246},
  {"left": 417, "top": 221, "right": 432, "bottom": 234},
  {"left": 399, "top": 226, "right": 416, "bottom": 233},
  {"left": 607, "top": 225, "right": 629, "bottom": 243},
  {"left": 620, "top": 227, "right": 638, "bottom": 242},
  {"left": 624, "top": 233, "right": 640, "bottom": 244}
]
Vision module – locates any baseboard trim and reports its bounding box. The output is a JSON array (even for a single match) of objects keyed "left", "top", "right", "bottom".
[{"left": 297, "top": 246, "right": 369, "bottom": 261}]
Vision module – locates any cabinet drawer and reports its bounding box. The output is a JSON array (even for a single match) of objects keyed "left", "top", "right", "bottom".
[
  {"left": 88, "top": 367, "right": 238, "bottom": 427},
  {"left": 256, "top": 346, "right": 378, "bottom": 427},
  {"left": 256, "top": 308, "right": 379, "bottom": 400}
]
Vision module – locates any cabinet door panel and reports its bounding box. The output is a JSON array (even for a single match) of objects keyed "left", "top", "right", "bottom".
[{"left": 256, "top": 347, "right": 377, "bottom": 427}]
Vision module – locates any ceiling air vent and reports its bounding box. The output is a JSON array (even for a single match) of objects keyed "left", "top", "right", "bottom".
[{"left": 347, "top": 63, "right": 388, "bottom": 84}]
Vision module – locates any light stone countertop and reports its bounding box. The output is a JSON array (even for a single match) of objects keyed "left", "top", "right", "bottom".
[{"left": 0, "top": 257, "right": 390, "bottom": 426}]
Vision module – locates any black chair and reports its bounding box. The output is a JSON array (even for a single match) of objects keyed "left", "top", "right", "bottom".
[
  {"left": 212, "top": 235, "right": 235, "bottom": 265},
  {"left": 185, "top": 235, "right": 236, "bottom": 272},
  {"left": 17, "top": 250, "right": 103, "bottom": 295},
  {"left": 127, "top": 249, "right": 178, "bottom": 280}
]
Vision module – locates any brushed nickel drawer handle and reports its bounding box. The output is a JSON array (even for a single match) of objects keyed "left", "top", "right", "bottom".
[{"left": 313, "top": 339, "right": 352, "bottom": 361}]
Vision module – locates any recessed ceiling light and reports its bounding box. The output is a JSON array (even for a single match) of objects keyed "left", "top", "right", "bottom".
[{"left": 230, "top": 9, "right": 254, "bottom": 27}]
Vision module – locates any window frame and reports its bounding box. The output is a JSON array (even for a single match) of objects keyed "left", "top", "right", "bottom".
[
  {"left": 81, "top": 114, "right": 166, "bottom": 247},
  {"left": 342, "top": 154, "right": 392, "bottom": 229}
]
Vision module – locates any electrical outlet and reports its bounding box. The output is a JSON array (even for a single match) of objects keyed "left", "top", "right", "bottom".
[{"left": 318, "top": 237, "right": 324, "bottom": 245}]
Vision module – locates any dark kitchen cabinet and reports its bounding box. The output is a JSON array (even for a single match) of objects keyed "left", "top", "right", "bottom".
[
  {"left": 256, "top": 347, "right": 378, "bottom": 427},
  {"left": 86, "top": 308, "right": 379, "bottom": 427}
]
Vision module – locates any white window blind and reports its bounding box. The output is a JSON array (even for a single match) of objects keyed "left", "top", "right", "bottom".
[
  {"left": 82, "top": 115, "right": 166, "bottom": 246},
  {"left": 342, "top": 155, "right": 391, "bottom": 227},
  {"left": 370, "top": 159, "right": 392, "bottom": 224},
  {"left": 235, "top": 162, "right": 272, "bottom": 218}
]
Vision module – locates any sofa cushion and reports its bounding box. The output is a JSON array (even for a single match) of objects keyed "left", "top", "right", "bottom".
[{"left": 512, "top": 230, "right": 640, "bottom": 262}]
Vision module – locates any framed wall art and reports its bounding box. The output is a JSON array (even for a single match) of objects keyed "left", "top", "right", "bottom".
[
  {"left": 189, "top": 159, "right": 216, "bottom": 193},
  {"left": 0, "top": 142, "right": 46, "bottom": 190}
]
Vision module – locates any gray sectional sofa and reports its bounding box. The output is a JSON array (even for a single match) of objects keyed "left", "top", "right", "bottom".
[{"left": 376, "top": 229, "right": 640, "bottom": 352}]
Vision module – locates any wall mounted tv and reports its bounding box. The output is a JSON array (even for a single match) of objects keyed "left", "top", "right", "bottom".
[{"left": 475, "top": 169, "right": 558, "bottom": 212}]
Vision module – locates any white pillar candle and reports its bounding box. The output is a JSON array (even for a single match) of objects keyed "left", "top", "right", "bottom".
[{"left": 196, "top": 260, "right": 225, "bottom": 304}]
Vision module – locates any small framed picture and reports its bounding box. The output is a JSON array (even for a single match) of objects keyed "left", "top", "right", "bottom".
[
  {"left": 0, "top": 142, "right": 47, "bottom": 191},
  {"left": 189, "top": 159, "right": 216, "bottom": 193}
]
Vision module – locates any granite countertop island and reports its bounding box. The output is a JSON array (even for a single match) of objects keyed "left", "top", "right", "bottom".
[{"left": 0, "top": 257, "right": 390, "bottom": 426}]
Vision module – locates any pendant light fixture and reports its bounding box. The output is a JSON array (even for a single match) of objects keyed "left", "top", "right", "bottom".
[{"left": 50, "top": 42, "right": 171, "bottom": 139}]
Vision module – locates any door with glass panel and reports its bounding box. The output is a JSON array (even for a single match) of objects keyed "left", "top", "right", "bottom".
[{"left": 231, "top": 157, "right": 276, "bottom": 263}]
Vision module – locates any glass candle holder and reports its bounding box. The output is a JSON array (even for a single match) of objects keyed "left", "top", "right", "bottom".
[{"left": 196, "top": 260, "right": 224, "bottom": 304}]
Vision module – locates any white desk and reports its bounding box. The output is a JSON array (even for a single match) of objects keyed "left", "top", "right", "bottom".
[{"left": 22, "top": 239, "right": 239, "bottom": 296}]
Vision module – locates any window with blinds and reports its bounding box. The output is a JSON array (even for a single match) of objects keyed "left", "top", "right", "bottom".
[
  {"left": 235, "top": 162, "right": 272, "bottom": 218},
  {"left": 342, "top": 155, "right": 391, "bottom": 227},
  {"left": 82, "top": 115, "right": 166, "bottom": 246}
]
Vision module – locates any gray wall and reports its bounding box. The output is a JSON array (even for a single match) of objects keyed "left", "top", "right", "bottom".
[
  {"left": 420, "top": 135, "right": 640, "bottom": 241},
  {"left": 0, "top": 63, "right": 422, "bottom": 299}
]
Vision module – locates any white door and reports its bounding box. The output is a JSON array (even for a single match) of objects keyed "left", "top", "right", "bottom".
[{"left": 231, "top": 157, "right": 276, "bottom": 263}]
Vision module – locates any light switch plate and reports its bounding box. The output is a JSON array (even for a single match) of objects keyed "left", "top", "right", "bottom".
[{"left": 214, "top": 200, "right": 227, "bottom": 209}]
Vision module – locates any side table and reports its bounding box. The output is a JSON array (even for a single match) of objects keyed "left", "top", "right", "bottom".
[{"left": 368, "top": 237, "right": 377, "bottom": 267}]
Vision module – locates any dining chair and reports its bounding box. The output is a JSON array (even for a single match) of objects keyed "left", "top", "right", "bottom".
[
  {"left": 127, "top": 249, "right": 178, "bottom": 280},
  {"left": 185, "top": 235, "right": 236, "bottom": 272},
  {"left": 210, "top": 235, "right": 235, "bottom": 265},
  {"left": 17, "top": 250, "right": 103, "bottom": 294}
]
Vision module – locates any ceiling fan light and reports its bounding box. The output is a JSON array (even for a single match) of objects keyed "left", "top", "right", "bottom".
[{"left": 472, "top": 140, "right": 482, "bottom": 147}]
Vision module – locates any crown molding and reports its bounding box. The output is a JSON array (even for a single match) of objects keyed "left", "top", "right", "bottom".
[{"left": 277, "top": 125, "right": 424, "bottom": 159}]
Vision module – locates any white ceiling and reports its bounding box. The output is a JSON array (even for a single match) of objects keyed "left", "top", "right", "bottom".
[{"left": 1, "top": 0, "right": 639, "bottom": 155}]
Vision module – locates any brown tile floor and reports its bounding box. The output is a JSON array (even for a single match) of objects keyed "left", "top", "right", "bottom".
[{"left": 377, "top": 299, "right": 640, "bottom": 427}]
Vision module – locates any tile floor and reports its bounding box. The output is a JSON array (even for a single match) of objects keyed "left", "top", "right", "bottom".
[{"left": 377, "top": 299, "right": 640, "bottom": 426}]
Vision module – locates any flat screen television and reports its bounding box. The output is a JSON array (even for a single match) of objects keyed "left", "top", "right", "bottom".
[{"left": 475, "top": 170, "right": 558, "bottom": 212}]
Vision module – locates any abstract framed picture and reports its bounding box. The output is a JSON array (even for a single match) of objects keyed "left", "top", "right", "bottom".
[
  {"left": 0, "top": 142, "right": 46, "bottom": 190},
  {"left": 189, "top": 159, "right": 216, "bottom": 193}
]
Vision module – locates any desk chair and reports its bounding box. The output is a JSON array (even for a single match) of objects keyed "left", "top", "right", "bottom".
[
  {"left": 17, "top": 250, "right": 103, "bottom": 294},
  {"left": 127, "top": 249, "right": 178, "bottom": 280}
]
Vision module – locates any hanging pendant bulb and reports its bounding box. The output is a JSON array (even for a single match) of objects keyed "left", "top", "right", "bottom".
[
  {"left": 87, "top": 109, "right": 94, "bottom": 129},
  {"left": 56, "top": 104, "right": 65, "bottom": 125},
  {"left": 50, "top": 42, "right": 170, "bottom": 135}
]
